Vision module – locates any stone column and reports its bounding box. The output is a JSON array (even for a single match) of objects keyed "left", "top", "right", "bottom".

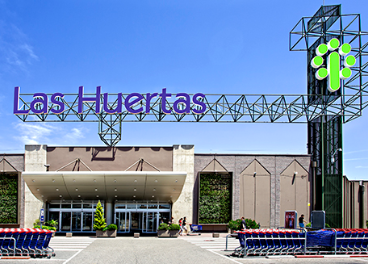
[
  {"left": 172, "top": 145, "right": 194, "bottom": 225},
  {"left": 105, "top": 202, "right": 113, "bottom": 225},
  {"left": 24, "top": 145, "right": 47, "bottom": 228}
]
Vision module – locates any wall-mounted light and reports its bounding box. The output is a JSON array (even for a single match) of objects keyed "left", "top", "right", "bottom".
[
  {"left": 253, "top": 172, "right": 256, "bottom": 177},
  {"left": 56, "top": 188, "right": 59, "bottom": 191},
  {"left": 75, "top": 188, "right": 78, "bottom": 191},
  {"left": 95, "top": 188, "right": 98, "bottom": 192},
  {"left": 114, "top": 188, "right": 117, "bottom": 192},
  {"left": 331, "top": 148, "right": 342, "bottom": 163}
]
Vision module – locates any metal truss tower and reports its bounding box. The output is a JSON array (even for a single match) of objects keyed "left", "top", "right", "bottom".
[{"left": 290, "top": 5, "right": 368, "bottom": 227}]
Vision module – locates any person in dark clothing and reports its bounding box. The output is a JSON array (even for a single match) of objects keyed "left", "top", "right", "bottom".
[
  {"left": 299, "top": 214, "right": 306, "bottom": 228},
  {"left": 182, "top": 217, "right": 187, "bottom": 234},
  {"left": 241, "top": 217, "right": 246, "bottom": 230}
]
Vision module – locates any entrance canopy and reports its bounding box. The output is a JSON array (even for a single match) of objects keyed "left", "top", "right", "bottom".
[{"left": 22, "top": 171, "right": 186, "bottom": 202}]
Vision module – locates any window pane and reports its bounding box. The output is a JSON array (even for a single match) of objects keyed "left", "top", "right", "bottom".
[
  {"left": 72, "top": 212, "right": 81, "bottom": 231},
  {"left": 61, "top": 212, "right": 71, "bottom": 231},
  {"left": 83, "top": 212, "right": 93, "bottom": 231}
]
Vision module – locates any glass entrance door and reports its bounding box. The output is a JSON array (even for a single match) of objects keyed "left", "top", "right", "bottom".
[
  {"left": 61, "top": 212, "right": 71, "bottom": 231},
  {"left": 130, "top": 212, "right": 141, "bottom": 231},
  {"left": 142, "top": 212, "right": 158, "bottom": 233},
  {"left": 116, "top": 212, "right": 129, "bottom": 232}
]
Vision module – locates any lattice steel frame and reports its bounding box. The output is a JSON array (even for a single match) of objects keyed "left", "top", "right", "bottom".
[{"left": 290, "top": 4, "right": 368, "bottom": 227}]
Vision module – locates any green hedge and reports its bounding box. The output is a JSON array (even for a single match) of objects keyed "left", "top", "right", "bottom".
[
  {"left": 0, "top": 174, "right": 18, "bottom": 224},
  {"left": 199, "top": 174, "right": 231, "bottom": 224}
]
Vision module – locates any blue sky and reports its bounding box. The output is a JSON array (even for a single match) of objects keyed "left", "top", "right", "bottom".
[{"left": 1, "top": 0, "right": 368, "bottom": 179}]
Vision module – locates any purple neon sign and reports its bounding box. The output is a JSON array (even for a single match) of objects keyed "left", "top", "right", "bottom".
[{"left": 13, "top": 87, "right": 207, "bottom": 115}]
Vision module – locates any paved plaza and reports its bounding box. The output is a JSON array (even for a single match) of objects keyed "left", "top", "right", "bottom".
[{"left": 2, "top": 235, "right": 368, "bottom": 263}]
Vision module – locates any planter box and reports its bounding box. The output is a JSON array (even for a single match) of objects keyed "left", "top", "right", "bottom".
[
  {"left": 96, "top": 230, "right": 117, "bottom": 238},
  {"left": 157, "top": 230, "right": 170, "bottom": 238},
  {"left": 169, "top": 230, "right": 180, "bottom": 238},
  {"left": 157, "top": 230, "right": 180, "bottom": 238}
]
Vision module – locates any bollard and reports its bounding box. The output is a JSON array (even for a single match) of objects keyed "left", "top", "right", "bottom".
[
  {"left": 213, "top": 233, "right": 220, "bottom": 238},
  {"left": 134, "top": 233, "right": 140, "bottom": 238}
]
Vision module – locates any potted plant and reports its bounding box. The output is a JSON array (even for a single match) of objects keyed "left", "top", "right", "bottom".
[
  {"left": 106, "top": 224, "right": 117, "bottom": 237},
  {"left": 93, "top": 201, "right": 107, "bottom": 237},
  {"left": 157, "top": 223, "right": 170, "bottom": 237},
  {"left": 168, "top": 224, "right": 180, "bottom": 237}
]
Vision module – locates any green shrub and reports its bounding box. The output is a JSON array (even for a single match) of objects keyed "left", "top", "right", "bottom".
[
  {"left": 33, "top": 219, "right": 40, "bottom": 227},
  {"left": 106, "top": 224, "right": 117, "bottom": 231},
  {"left": 228, "top": 218, "right": 259, "bottom": 230},
  {"left": 228, "top": 219, "right": 241, "bottom": 231},
  {"left": 169, "top": 224, "right": 180, "bottom": 230},
  {"left": 306, "top": 222, "right": 311, "bottom": 228},
  {"left": 245, "top": 219, "right": 259, "bottom": 229},
  {"left": 47, "top": 220, "right": 58, "bottom": 228},
  {"left": 34, "top": 225, "right": 53, "bottom": 230},
  {"left": 158, "top": 223, "right": 169, "bottom": 230},
  {"left": 93, "top": 200, "right": 106, "bottom": 231},
  {"left": 325, "top": 223, "right": 331, "bottom": 228}
]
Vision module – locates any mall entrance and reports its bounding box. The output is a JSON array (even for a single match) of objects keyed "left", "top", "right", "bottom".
[
  {"left": 115, "top": 201, "right": 171, "bottom": 233},
  {"left": 47, "top": 200, "right": 171, "bottom": 233}
]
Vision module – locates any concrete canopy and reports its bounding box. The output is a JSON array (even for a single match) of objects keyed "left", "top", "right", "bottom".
[{"left": 22, "top": 171, "right": 187, "bottom": 203}]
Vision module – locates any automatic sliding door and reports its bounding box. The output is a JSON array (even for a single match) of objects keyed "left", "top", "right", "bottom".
[
  {"left": 117, "top": 212, "right": 129, "bottom": 232},
  {"left": 143, "top": 212, "right": 157, "bottom": 233},
  {"left": 61, "top": 212, "right": 71, "bottom": 231},
  {"left": 83, "top": 212, "right": 93, "bottom": 231},
  {"left": 72, "top": 212, "right": 81, "bottom": 231}
]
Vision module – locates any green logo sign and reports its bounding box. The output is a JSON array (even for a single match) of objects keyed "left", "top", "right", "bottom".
[{"left": 311, "top": 38, "right": 356, "bottom": 92}]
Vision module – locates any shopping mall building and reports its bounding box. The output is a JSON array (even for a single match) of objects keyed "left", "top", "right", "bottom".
[{"left": 0, "top": 144, "right": 366, "bottom": 233}]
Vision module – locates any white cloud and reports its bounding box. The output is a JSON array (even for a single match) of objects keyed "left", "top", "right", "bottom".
[
  {"left": 14, "top": 123, "right": 53, "bottom": 144},
  {"left": 13, "top": 122, "right": 88, "bottom": 145},
  {"left": 0, "top": 22, "right": 38, "bottom": 74},
  {"left": 64, "top": 128, "right": 85, "bottom": 142},
  {"left": 355, "top": 166, "right": 368, "bottom": 169}
]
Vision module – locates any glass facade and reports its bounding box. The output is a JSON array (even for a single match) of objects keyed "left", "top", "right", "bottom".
[
  {"left": 47, "top": 200, "right": 171, "bottom": 233},
  {"left": 48, "top": 200, "right": 103, "bottom": 232},
  {"left": 114, "top": 201, "right": 171, "bottom": 233}
]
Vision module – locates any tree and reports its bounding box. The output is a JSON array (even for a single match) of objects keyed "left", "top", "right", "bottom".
[{"left": 93, "top": 200, "right": 106, "bottom": 230}]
